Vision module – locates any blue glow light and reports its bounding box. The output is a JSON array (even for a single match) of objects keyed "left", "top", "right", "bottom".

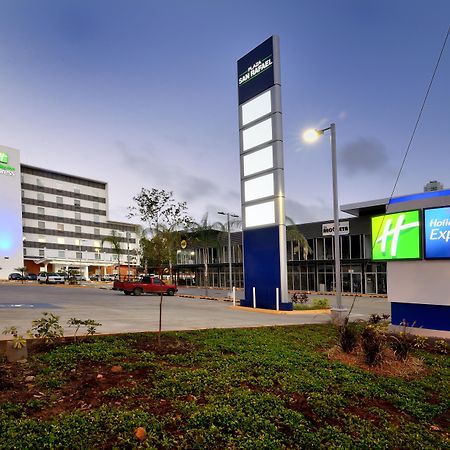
[{"left": 389, "top": 189, "right": 450, "bottom": 204}]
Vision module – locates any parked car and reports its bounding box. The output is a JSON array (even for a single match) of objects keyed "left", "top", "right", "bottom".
[
  {"left": 101, "top": 274, "right": 117, "bottom": 282},
  {"left": 114, "top": 276, "right": 178, "bottom": 296},
  {"left": 8, "top": 273, "right": 23, "bottom": 280},
  {"left": 26, "top": 273, "right": 38, "bottom": 281},
  {"left": 90, "top": 275, "right": 100, "bottom": 281},
  {"left": 37, "top": 272, "right": 65, "bottom": 284}
]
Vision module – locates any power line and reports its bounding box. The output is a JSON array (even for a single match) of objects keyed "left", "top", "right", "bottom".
[{"left": 387, "top": 26, "right": 450, "bottom": 206}]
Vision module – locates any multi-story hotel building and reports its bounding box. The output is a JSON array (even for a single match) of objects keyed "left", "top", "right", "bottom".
[{"left": 0, "top": 145, "right": 139, "bottom": 280}]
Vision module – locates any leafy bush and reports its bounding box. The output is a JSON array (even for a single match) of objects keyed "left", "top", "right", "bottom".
[
  {"left": 414, "top": 335, "right": 429, "bottom": 349},
  {"left": 338, "top": 318, "right": 359, "bottom": 353},
  {"left": 67, "top": 318, "right": 102, "bottom": 342},
  {"left": 434, "top": 339, "right": 449, "bottom": 354},
  {"left": 368, "top": 313, "right": 390, "bottom": 325},
  {"left": 361, "top": 324, "right": 385, "bottom": 366},
  {"left": 312, "top": 298, "right": 329, "bottom": 309},
  {"left": 31, "top": 312, "right": 64, "bottom": 344},
  {"left": 2, "top": 326, "right": 29, "bottom": 349}
]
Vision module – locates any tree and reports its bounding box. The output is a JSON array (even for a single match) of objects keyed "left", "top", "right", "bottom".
[
  {"left": 101, "top": 230, "right": 122, "bottom": 278},
  {"left": 286, "top": 216, "right": 312, "bottom": 260},
  {"left": 189, "top": 214, "right": 224, "bottom": 295},
  {"left": 129, "top": 188, "right": 192, "bottom": 281},
  {"left": 128, "top": 188, "right": 192, "bottom": 345},
  {"left": 14, "top": 266, "right": 26, "bottom": 284}
]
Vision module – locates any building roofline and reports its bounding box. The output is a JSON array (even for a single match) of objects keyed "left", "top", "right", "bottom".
[{"left": 20, "top": 163, "right": 107, "bottom": 186}]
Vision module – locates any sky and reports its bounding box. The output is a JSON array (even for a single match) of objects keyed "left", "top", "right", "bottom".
[{"left": 1, "top": 0, "right": 449, "bottom": 226}]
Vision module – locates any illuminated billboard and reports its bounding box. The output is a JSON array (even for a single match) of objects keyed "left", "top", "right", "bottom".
[
  {"left": 371, "top": 210, "right": 421, "bottom": 260},
  {"left": 424, "top": 206, "right": 450, "bottom": 259}
]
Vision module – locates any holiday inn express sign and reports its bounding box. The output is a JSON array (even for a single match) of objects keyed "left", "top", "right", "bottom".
[
  {"left": 0, "top": 152, "right": 16, "bottom": 176},
  {"left": 371, "top": 210, "right": 421, "bottom": 260}
]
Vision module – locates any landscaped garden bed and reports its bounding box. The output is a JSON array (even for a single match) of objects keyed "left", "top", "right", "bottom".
[{"left": 0, "top": 324, "right": 449, "bottom": 448}]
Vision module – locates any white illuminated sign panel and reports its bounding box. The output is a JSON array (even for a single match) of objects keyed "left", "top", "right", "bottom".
[
  {"left": 245, "top": 200, "right": 275, "bottom": 228},
  {"left": 241, "top": 90, "right": 272, "bottom": 126},
  {"left": 243, "top": 146, "right": 273, "bottom": 177},
  {"left": 242, "top": 118, "right": 272, "bottom": 152},
  {"left": 244, "top": 173, "right": 274, "bottom": 202}
]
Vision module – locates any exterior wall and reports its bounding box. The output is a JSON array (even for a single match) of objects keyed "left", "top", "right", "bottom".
[
  {"left": 175, "top": 216, "right": 387, "bottom": 294},
  {"left": 0, "top": 146, "right": 23, "bottom": 279},
  {"left": 0, "top": 155, "right": 140, "bottom": 279},
  {"left": 386, "top": 193, "right": 450, "bottom": 331}
]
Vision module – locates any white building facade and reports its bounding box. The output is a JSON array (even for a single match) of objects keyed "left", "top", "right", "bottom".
[{"left": 0, "top": 145, "right": 139, "bottom": 280}]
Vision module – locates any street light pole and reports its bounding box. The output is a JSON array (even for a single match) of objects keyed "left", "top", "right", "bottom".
[
  {"left": 303, "top": 123, "right": 346, "bottom": 323},
  {"left": 218, "top": 211, "right": 239, "bottom": 296}
]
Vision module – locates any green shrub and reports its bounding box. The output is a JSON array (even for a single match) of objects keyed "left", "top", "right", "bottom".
[
  {"left": 389, "top": 321, "right": 415, "bottom": 361},
  {"left": 361, "top": 324, "right": 385, "bottom": 366},
  {"left": 31, "top": 312, "right": 64, "bottom": 344},
  {"left": 338, "top": 318, "right": 359, "bottom": 353}
]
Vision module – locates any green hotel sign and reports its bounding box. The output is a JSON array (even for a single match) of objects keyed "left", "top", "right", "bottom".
[
  {"left": 371, "top": 210, "right": 421, "bottom": 260},
  {"left": 0, "top": 152, "right": 16, "bottom": 175}
]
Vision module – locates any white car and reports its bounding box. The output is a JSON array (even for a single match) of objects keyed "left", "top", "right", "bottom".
[{"left": 38, "top": 272, "right": 65, "bottom": 284}]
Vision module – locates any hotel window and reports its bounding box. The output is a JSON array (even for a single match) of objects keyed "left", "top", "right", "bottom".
[
  {"left": 57, "top": 209, "right": 64, "bottom": 218},
  {"left": 21, "top": 190, "right": 25, "bottom": 198},
  {"left": 39, "top": 249, "right": 45, "bottom": 257},
  {"left": 37, "top": 207, "right": 45, "bottom": 216},
  {"left": 75, "top": 212, "right": 81, "bottom": 220},
  {"left": 22, "top": 204, "right": 25, "bottom": 213},
  {"left": 94, "top": 214, "right": 99, "bottom": 223},
  {"left": 38, "top": 221, "right": 45, "bottom": 229},
  {"left": 38, "top": 235, "right": 46, "bottom": 243},
  {"left": 93, "top": 202, "right": 99, "bottom": 210},
  {"left": 37, "top": 193, "right": 44, "bottom": 201},
  {"left": 76, "top": 251, "right": 82, "bottom": 259},
  {"left": 23, "top": 248, "right": 27, "bottom": 256},
  {"left": 57, "top": 237, "right": 65, "bottom": 244},
  {"left": 95, "top": 251, "right": 101, "bottom": 260},
  {"left": 94, "top": 228, "right": 100, "bottom": 236},
  {"left": 94, "top": 240, "right": 100, "bottom": 247},
  {"left": 75, "top": 225, "right": 82, "bottom": 234},
  {"left": 57, "top": 223, "right": 64, "bottom": 232},
  {"left": 74, "top": 199, "right": 81, "bottom": 207},
  {"left": 37, "top": 178, "right": 44, "bottom": 187},
  {"left": 74, "top": 188, "right": 81, "bottom": 194},
  {"left": 56, "top": 196, "right": 63, "bottom": 205},
  {"left": 58, "top": 250, "right": 65, "bottom": 258}
]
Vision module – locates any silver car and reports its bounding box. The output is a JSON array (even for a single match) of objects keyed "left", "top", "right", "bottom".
[{"left": 37, "top": 272, "right": 65, "bottom": 284}]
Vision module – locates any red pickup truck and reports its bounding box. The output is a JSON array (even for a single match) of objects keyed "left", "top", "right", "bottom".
[{"left": 114, "top": 276, "right": 178, "bottom": 296}]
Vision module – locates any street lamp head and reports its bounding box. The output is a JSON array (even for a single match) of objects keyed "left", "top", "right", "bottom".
[{"left": 302, "top": 128, "right": 322, "bottom": 143}]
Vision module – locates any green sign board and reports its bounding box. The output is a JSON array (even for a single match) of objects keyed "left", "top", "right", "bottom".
[
  {"left": 371, "top": 210, "right": 421, "bottom": 260},
  {"left": 0, "top": 152, "right": 8, "bottom": 164}
]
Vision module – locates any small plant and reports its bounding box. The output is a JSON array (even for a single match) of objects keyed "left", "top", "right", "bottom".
[
  {"left": 434, "top": 339, "right": 449, "bottom": 355},
  {"left": 2, "top": 326, "right": 29, "bottom": 349},
  {"left": 361, "top": 324, "right": 385, "bottom": 366},
  {"left": 311, "top": 298, "right": 329, "bottom": 309},
  {"left": 414, "top": 335, "right": 429, "bottom": 349},
  {"left": 368, "top": 314, "right": 390, "bottom": 325},
  {"left": 291, "top": 292, "right": 308, "bottom": 304},
  {"left": 31, "top": 312, "right": 64, "bottom": 344},
  {"left": 390, "top": 321, "right": 415, "bottom": 361},
  {"left": 338, "top": 317, "right": 359, "bottom": 353},
  {"left": 67, "top": 318, "right": 102, "bottom": 342}
]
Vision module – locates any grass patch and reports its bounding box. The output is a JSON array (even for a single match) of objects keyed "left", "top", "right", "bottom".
[{"left": 0, "top": 325, "right": 449, "bottom": 449}]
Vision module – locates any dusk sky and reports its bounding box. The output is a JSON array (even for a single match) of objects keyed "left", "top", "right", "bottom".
[{"left": 1, "top": 1, "right": 449, "bottom": 226}]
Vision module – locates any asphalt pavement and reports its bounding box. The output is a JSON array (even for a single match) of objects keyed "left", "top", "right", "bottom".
[{"left": 0, "top": 283, "right": 390, "bottom": 339}]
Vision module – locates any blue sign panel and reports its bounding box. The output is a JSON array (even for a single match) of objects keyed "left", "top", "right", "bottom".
[
  {"left": 424, "top": 207, "right": 450, "bottom": 259},
  {"left": 237, "top": 36, "right": 276, "bottom": 105}
]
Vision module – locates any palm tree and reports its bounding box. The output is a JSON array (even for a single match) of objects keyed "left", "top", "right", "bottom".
[
  {"left": 189, "top": 214, "right": 224, "bottom": 295},
  {"left": 14, "top": 266, "right": 26, "bottom": 284},
  {"left": 101, "top": 230, "right": 122, "bottom": 279},
  {"left": 286, "top": 216, "right": 312, "bottom": 260}
]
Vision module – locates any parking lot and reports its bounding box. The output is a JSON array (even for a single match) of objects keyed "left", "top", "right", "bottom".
[{"left": 0, "top": 283, "right": 390, "bottom": 339}]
